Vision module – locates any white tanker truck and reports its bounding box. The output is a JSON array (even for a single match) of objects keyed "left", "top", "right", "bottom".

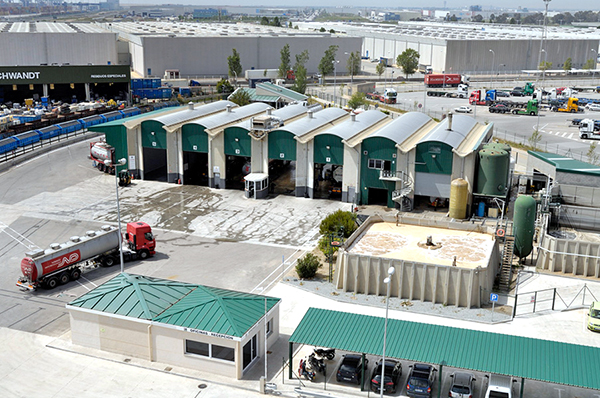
[
  {"left": 16, "top": 222, "right": 156, "bottom": 290},
  {"left": 90, "top": 141, "right": 116, "bottom": 173}
]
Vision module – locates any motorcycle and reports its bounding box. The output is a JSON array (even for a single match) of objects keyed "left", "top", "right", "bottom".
[
  {"left": 298, "top": 358, "right": 316, "bottom": 381},
  {"left": 308, "top": 353, "right": 326, "bottom": 375},
  {"left": 313, "top": 347, "right": 336, "bottom": 360}
]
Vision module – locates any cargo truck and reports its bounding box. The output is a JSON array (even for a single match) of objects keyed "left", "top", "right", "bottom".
[
  {"left": 418, "top": 64, "right": 433, "bottom": 74},
  {"left": 551, "top": 97, "right": 580, "bottom": 113},
  {"left": 244, "top": 69, "right": 295, "bottom": 88},
  {"left": 366, "top": 88, "right": 397, "bottom": 104},
  {"left": 511, "top": 100, "right": 539, "bottom": 116},
  {"left": 424, "top": 74, "right": 469, "bottom": 88},
  {"left": 16, "top": 222, "right": 156, "bottom": 290},
  {"left": 426, "top": 84, "right": 468, "bottom": 98},
  {"left": 90, "top": 141, "right": 116, "bottom": 173},
  {"left": 579, "top": 119, "right": 600, "bottom": 139}
]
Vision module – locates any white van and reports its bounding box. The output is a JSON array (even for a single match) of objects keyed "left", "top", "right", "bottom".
[{"left": 484, "top": 374, "right": 515, "bottom": 398}]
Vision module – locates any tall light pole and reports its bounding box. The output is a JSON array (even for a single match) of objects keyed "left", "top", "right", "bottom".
[
  {"left": 104, "top": 158, "right": 127, "bottom": 273},
  {"left": 536, "top": 0, "right": 551, "bottom": 84},
  {"left": 332, "top": 59, "right": 339, "bottom": 106},
  {"left": 489, "top": 49, "right": 495, "bottom": 89},
  {"left": 379, "top": 266, "right": 395, "bottom": 398},
  {"left": 591, "top": 49, "right": 597, "bottom": 81},
  {"left": 536, "top": 49, "right": 547, "bottom": 135}
]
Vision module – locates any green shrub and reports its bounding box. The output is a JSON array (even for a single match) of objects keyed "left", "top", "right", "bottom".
[
  {"left": 319, "top": 210, "right": 357, "bottom": 238},
  {"left": 296, "top": 253, "right": 321, "bottom": 279}
]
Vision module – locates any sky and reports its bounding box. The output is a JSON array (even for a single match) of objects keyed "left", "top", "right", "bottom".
[{"left": 119, "top": 1, "right": 600, "bottom": 11}]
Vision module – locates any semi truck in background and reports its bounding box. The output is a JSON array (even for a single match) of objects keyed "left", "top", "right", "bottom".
[
  {"left": 551, "top": 97, "right": 580, "bottom": 113},
  {"left": 427, "top": 84, "right": 468, "bottom": 98},
  {"left": 244, "top": 69, "right": 295, "bottom": 88},
  {"left": 424, "top": 74, "right": 469, "bottom": 88},
  {"left": 418, "top": 64, "right": 433, "bottom": 74},
  {"left": 16, "top": 222, "right": 156, "bottom": 290},
  {"left": 579, "top": 119, "right": 600, "bottom": 139},
  {"left": 366, "top": 88, "right": 397, "bottom": 104}
]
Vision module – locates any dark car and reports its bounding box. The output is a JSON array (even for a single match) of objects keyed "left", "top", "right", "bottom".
[
  {"left": 336, "top": 354, "right": 368, "bottom": 385},
  {"left": 449, "top": 372, "right": 476, "bottom": 398},
  {"left": 510, "top": 90, "right": 525, "bottom": 97},
  {"left": 406, "top": 363, "right": 437, "bottom": 397},
  {"left": 489, "top": 104, "right": 510, "bottom": 113},
  {"left": 496, "top": 91, "right": 510, "bottom": 97},
  {"left": 370, "top": 359, "right": 402, "bottom": 394}
]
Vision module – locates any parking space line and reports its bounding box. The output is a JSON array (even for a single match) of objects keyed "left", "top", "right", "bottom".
[{"left": 79, "top": 276, "right": 97, "bottom": 289}]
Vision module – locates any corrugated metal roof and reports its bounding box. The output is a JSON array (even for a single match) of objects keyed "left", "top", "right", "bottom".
[
  {"left": 369, "top": 112, "right": 431, "bottom": 144},
  {"left": 232, "top": 103, "right": 309, "bottom": 130},
  {"left": 186, "top": 102, "right": 271, "bottom": 131},
  {"left": 316, "top": 110, "right": 387, "bottom": 140},
  {"left": 419, "top": 114, "right": 477, "bottom": 148},
  {"left": 68, "top": 273, "right": 280, "bottom": 338},
  {"left": 255, "top": 82, "right": 308, "bottom": 101},
  {"left": 528, "top": 151, "right": 600, "bottom": 176},
  {"left": 290, "top": 308, "right": 600, "bottom": 390},
  {"left": 276, "top": 107, "right": 347, "bottom": 137},
  {"left": 148, "top": 101, "right": 236, "bottom": 127}
]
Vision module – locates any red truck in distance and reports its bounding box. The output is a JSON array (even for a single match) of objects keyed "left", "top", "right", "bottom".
[{"left": 424, "top": 74, "right": 469, "bottom": 88}]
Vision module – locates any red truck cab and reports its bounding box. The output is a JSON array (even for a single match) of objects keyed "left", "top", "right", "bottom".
[{"left": 125, "top": 222, "right": 156, "bottom": 258}]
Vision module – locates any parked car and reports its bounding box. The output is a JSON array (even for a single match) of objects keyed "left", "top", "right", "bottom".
[
  {"left": 454, "top": 106, "right": 472, "bottom": 113},
  {"left": 406, "top": 363, "right": 437, "bottom": 397},
  {"left": 489, "top": 104, "right": 510, "bottom": 113},
  {"left": 586, "top": 103, "right": 600, "bottom": 112},
  {"left": 449, "top": 372, "right": 476, "bottom": 398},
  {"left": 370, "top": 359, "right": 402, "bottom": 394},
  {"left": 510, "top": 90, "right": 525, "bottom": 97},
  {"left": 336, "top": 354, "right": 368, "bottom": 385},
  {"left": 496, "top": 91, "right": 510, "bottom": 97},
  {"left": 588, "top": 301, "right": 600, "bottom": 332}
]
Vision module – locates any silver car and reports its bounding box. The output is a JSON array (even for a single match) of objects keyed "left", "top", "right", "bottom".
[{"left": 449, "top": 372, "right": 476, "bottom": 398}]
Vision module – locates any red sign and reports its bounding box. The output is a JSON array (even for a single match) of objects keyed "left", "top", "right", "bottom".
[{"left": 41, "top": 250, "right": 81, "bottom": 274}]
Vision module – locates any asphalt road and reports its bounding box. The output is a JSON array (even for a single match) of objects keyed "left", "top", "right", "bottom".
[{"left": 0, "top": 139, "right": 346, "bottom": 338}]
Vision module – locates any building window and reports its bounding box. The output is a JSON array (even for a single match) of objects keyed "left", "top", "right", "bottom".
[
  {"left": 368, "top": 159, "right": 384, "bottom": 169},
  {"left": 185, "top": 340, "right": 209, "bottom": 357},
  {"left": 212, "top": 345, "right": 235, "bottom": 362},
  {"left": 266, "top": 318, "right": 273, "bottom": 336}
]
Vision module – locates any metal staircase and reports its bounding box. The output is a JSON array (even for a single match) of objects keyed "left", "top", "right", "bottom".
[
  {"left": 380, "top": 170, "right": 413, "bottom": 212},
  {"left": 498, "top": 236, "right": 515, "bottom": 292}
]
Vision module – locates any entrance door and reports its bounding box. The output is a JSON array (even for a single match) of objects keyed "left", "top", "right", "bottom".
[
  {"left": 142, "top": 147, "right": 167, "bottom": 181},
  {"left": 368, "top": 188, "right": 389, "bottom": 206},
  {"left": 183, "top": 151, "right": 208, "bottom": 185},
  {"left": 243, "top": 334, "right": 258, "bottom": 370}
]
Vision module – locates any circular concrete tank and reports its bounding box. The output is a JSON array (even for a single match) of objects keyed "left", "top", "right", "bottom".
[
  {"left": 449, "top": 178, "right": 469, "bottom": 219},
  {"left": 476, "top": 149, "right": 509, "bottom": 196},
  {"left": 513, "top": 195, "right": 536, "bottom": 258}
]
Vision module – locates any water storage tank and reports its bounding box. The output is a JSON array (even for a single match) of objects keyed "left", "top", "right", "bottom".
[
  {"left": 449, "top": 178, "right": 469, "bottom": 219},
  {"left": 484, "top": 142, "right": 511, "bottom": 154},
  {"left": 476, "top": 148, "right": 509, "bottom": 196},
  {"left": 513, "top": 195, "right": 536, "bottom": 258}
]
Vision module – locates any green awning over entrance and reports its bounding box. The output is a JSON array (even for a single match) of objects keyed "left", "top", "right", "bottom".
[{"left": 290, "top": 308, "right": 600, "bottom": 390}]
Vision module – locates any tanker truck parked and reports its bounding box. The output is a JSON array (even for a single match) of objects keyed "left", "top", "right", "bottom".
[
  {"left": 90, "top": 141, "right": 116, "bottom": 173},
  {"left": 16, "top": 222, "right": 156, "bottom": 290}
]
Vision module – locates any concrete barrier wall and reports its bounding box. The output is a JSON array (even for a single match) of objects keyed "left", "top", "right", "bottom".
[
  {"left": 537, "top": 234, "right": 600, "bottom": 277},
  {"left": 336, "top": 214, "right": 500, "bottom": 308}
]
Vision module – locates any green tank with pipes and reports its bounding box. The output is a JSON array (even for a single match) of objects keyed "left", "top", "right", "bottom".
[
  {"left": 484, "top": 142, "right": 511, "bottom": 154},
  {"left": 476, "top": 148, "right": 510, "bottom": 196},
  {"left": 513, "top": 195, "right": 536, "bottom": 258}
]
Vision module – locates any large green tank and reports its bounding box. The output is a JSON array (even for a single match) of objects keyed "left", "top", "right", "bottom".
[
  {"left": 476, "top": 148, "right": 510, "bottom": 196},
  {"left": 513, "top": 195, "right": 537, "bottom": 258}
]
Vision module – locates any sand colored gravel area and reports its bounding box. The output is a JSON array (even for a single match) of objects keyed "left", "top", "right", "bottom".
[{"left": 347, "top": 222, "right": 495, "bottom": 269}]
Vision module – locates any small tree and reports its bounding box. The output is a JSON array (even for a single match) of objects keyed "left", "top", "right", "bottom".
[
  {"left": 228, "top": 89, "right": 251, "bottom": 106},
  {"left": 329, "top": 29, "right": 336, "bottom": 34},
  {"left": 273, "top": 16, "right": 281, "bottom": 27},
  {"left": 583, "top": 58, "right": 596, "bottom": 70},
  {"left": 397, "top": 48, "right": 420, "bottom": 79},
  {"left": 346, "top": 51, "right": 361, "bottom": 81},
  {"left": 216, "top": 79, "right": 233, "bottom": 94},
  {"left": 538, "top": 61, "right": 553, "bottom": 71},
  {"left": 295, "top": 253, "right": 321, "bottom": 279},
  {"left": 376, "top": 62, "right": 386, "bottom": 80},
  {"left": 528, "top": 129, "right": 542, "bottom": 150},
  {"left": 319, "top": 27, "right": 326, "bottom": 32},
  {"left": 347, "top": 92, "right": 368, "bottom": 110},
  {"left": 563, "top": 57, "right": 572, "bottom": 72},
  {"left": 319, "top": 210, "right": 357, "bottom": 238},
  {"left": 291, "top": 50, "right": 309, "bottom": 94},
  {"left": 318, "top": 45, "right": 339, "bottom": 77},
  {"left": 227, "top": 49, "right": 242, "bottom": 80},
  {"left": 260, "top": 16, "right": 269, "bottom": 25},
  {"left": 278, "top": 44, "right": 291, "bottom": 78},
  {"left": 587, "top": 142, "right": 600, "bottom": 165}
]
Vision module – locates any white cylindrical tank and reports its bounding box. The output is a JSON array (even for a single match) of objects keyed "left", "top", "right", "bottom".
[
  {"left": 90, "top": 142, "right": 113, "bottom": 163},
  {"left": 21, "top": 225, "right": 120, "bottom": 283}
]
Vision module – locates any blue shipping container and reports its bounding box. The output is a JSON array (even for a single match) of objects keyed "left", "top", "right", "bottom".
[
  {"left": 0, "top": 137, "right": 18, "bottom": 155},
  {"left": 152, "top": 78, "right": 161, "bottom": 88},
  {"left": 131, "top": 79, "right": 143, "bottom": 89}
]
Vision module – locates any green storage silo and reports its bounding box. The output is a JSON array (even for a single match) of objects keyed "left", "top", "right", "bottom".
[
  {"left": 484, "top": 142, "right": 511, "bottom": 154},
  {"left": 476, "top": 148, "right": 510, "bottom": 196},
  {"left": 513, "top": 195, "right": 537, "bottom": 258}
]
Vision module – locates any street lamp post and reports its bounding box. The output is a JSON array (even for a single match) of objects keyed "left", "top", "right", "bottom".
[
  {"left": 104, "top": 158, "right": 127, "bottom": 273},
  {"left": 332, "top": 60, "right": 339, "bottom": 106},
  {"left": 489, "top": 49, "right": 495, "bottom": 89},
  {"left": 379, "top": 266, "right": 395, "bottom": 398},
  {"left": 536, "top": 49, "right": 547, "bottom": 134},
  {"left": 591, "top": 49, "right": 596, "bottom": 80}
]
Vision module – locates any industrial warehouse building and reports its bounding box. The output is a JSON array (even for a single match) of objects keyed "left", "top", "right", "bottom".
[
  {"left": 67, "top": 273, "right": 280, "bottom": 379},
  {"left": 299, "top": 21, "right": 600, "bottom": 74},
  {"left": 91, "top": 102, "right": 498, "bottom": 213}
]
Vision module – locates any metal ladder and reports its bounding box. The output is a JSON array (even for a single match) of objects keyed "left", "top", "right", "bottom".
[{"left": 498, "top": 236, "right": 515, "bottom": 292}]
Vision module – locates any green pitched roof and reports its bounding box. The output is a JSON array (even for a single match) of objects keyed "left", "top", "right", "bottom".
[
  {"left": 256, "top": 82, "right": 307, "bottom": 101},
  {"left": 67, "top": 273, "right": 280, "bottom": 338},
  {"left": 528, "top": 150, "right": 600, "bottom": 176},
  {"left": 290, "top": 308, "right": 600, "bottom": 390},
  {"left": 233, "top": 88, "right": 280, "bottom": 103}
]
